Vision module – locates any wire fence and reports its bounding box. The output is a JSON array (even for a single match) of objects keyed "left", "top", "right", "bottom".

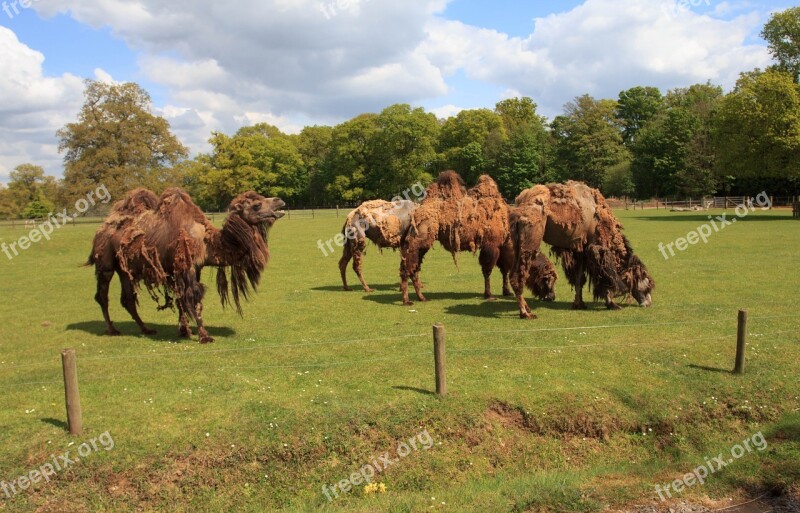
[
  {"left": 0, "top": 208, "right": 355, "bottom": 229},
  {"left": 0, "top": 314, "right": 796, "bottom": 390}
]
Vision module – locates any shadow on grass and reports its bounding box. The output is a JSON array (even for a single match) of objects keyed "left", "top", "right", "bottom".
[
  {"left": 392, "top": 385, "right": 436, "bottom": 396},
  {"left": 311, "top": 283, "right": 401, "bottom": 293},
  {"left": 445, "top": 299, "right": 629, "bottom": 318},
  {"left": 41, "top": 418, "right": 68, "bottom": 430},
  {"left": 65, "top": 321, "right": 235, "bottom": 342},
  {"left": 359, "top": 290, "right": 508, "bottom": 307},
  {"left": 687, "top": 364, "right": 733, "bottom": 374}
]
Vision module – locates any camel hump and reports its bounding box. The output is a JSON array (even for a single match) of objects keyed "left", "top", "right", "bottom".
[
  {"left": 515, "top": 184, "right": 550, "bottom": 206},
  {"left": 468, "top": 175, "right": 503, "bottom": 200},
  {"left": 435, "top": 170, "right": 467, "bottom": 199},
  {"left": 113, "top": 188, "right": 159, "bottom": 216}
]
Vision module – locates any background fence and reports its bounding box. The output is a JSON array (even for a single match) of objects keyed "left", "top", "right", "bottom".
[{"left": 2, "top": 196, "right": 798, "bottom": 228}]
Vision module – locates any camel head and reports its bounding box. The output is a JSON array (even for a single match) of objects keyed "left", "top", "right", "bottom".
[
  {"left": 215, "top": 191, "right": 285, "bottom": 316},
  {"left": 625, "top": 254, "right": 654, "bottom": 307},
  {"left": 528, "top": 253, "right": 557, "bottom": 302},
  {"left": 228, "top": 191, "right": 286, "bottom": 227}
]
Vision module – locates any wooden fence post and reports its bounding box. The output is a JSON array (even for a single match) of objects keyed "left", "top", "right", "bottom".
[
  {"left": 433, "top": 324, "right": 447, "bottom": 396},
  {"left": 61, "top": 349, "right": 82, "bottom": 435},
  {"left": 734, "top": 309, "right": 747, "bottom": 375}
]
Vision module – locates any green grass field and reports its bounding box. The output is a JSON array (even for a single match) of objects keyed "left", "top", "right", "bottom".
[{"left": 0, "top": 207, "right": 798, "bottom": 512}]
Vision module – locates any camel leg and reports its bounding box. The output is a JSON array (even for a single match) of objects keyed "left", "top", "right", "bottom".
[
  {"left": 605, "top": 292, "right": 622, "bottom": 310},
  {"left": 401, "top": 243, "right": 429, "bottom": 305},
  {"left": 479, "top": 246, "right": 500, "bottom": 300},
  {"left": 571, "top": 256, "right": 588, "bottom": 310},
  {"left": 510, "top": 207, "right": 545, "bottom": 319},
  {"left": 351, "top": 240, "right": 373, "bottom": 293},
  {"left": 338, "top": 240, "right": 353, "bottom": 291},
  {"left": 410, "top": 247, "right": 429, "bottom": 302},
  {"left": 95, "top": 269, "right": 120, "bottom": 336},
  {"left": 118, "top": 272, "right": 157, "bottom": 335},
  {"left": 497, "top": 239, "right": 515, "bottom": 297},
  {"left": 511, "top": 252, "right": 535, "bottom": 319},
  {"left": 195, "top": 301, "right": 213, "bottom": 344},
  {"left": 177, "top": 302, "right": 192, "bottom": 338}
]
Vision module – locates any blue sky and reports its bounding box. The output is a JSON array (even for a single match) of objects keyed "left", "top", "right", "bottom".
[{"left": 0, "top": 0, "right": 794, "bottom": 180}]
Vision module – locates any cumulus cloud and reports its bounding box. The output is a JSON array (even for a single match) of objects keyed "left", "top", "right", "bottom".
[
  {"left": 421, "top": 0, "right": 770, "bottom": 117},
  {"left": 0, "top": 0, "right": 777, "bottom": 180},
  {"left": 0, "top": 27, "right": 85, "bottom": 180}
]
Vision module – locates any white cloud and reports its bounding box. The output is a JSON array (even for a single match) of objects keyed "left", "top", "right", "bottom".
[
  {"left": 0, "top": 0, "right": 776, "bottom": 181},
  {"left": 420, "top": 0, "right": 770, "bottom": 117},
  {"left": 428, "top": 104, "right": 464, "bottom": 120},
  {"left": 0, "top": 27, "right": 84, "bottom": 180}
]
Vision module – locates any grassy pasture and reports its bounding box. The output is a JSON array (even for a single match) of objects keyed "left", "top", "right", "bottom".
[{"left": 0, "top": 207, "right": 798, "bottom": 512}]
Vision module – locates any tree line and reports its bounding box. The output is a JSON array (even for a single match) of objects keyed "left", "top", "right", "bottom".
[{"left": 2, "top": 7, "right": 799, "bottom": 217}]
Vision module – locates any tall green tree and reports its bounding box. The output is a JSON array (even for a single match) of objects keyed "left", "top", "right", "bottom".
[
  {"left": 762, "top": 7, "right": 800, "bottom": 82},
  {"left": 2, "top": 164, "right": 61, "bottom": 217},
  {"left": 603, "top": 160, "right": 635, "bottom": 198},
  {"left": 437, "top": 108, "right": 506, "bottom": 184},
  {"left": 293, "top": 126, "right": 333, "bottom": 204},
  {"left": 552, "top": 95, "right": 627, "bottom": 188},
  {"left": 630, "top": 83, "right": 722, "bottom": 198},
  {"left": 58, "top": 80, "right": 188, "bottom": 202},
  {"left": 714, "top": 70, "right": 800, "bottom": 185},
  {"left": 188, "top": 123, "right": 307, "bottom": 210},
  {"left": 616, "top": 86, "right": 664, "bottom": 143},
  {"left": 493, "top": 97, "right": 553, "bottom": 199},
  {"left": 321, "top": 114, "right": 379, "bottom": 203},
  {"left": 365, "top": 104, "right": 439, "bottom": 198}
]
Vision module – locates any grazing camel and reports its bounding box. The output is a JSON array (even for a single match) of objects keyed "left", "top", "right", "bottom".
[{"left": 510, "top": 181, "right": 653, "bottom": 319}]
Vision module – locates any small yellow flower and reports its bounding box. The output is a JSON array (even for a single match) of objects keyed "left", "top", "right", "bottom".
[{"left": 377, "top": 483, "right": 387, "bottom": 493}]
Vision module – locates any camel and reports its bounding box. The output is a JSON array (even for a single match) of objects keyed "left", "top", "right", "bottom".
[
  {"left": 88, "top": 187, "right": 285, "bottom": 343},
  {"left": 399, "top": 171, "right": 519, "bottom": 305},
  {"left": 338, "top": 199, "right": 416, "bottom": 292},
  {"left": 340, "top": 198, "right": 552, "bottom": 298},
  {"left": 510, "top": 180, "right": 654, "bottom": 319}
]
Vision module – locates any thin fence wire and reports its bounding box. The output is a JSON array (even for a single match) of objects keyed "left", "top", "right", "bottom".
[
  {"left": 0, "top": 324, "right": 795, "bottom": 391},
  {"left": 0, "top": 315, "right": 796, "bottom": 373}
]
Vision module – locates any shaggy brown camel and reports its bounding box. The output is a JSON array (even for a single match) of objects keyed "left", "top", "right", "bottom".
[
  {"left": 340, "top": 198, "right": 544, "bottom": 297},
  {"left": 89, "top": 188, "right": 285, "bottom": 343},
  {"left": 510, "top": 181, "right": 653, "bottom": 319},
  {"left": 399, "top": 171, "right": 517, "bottom": 305}
]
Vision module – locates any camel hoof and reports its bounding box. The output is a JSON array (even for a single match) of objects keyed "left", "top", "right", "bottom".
[
  {"left": 519, "top": 312, "right": 537, "bottom": 320},
  {"left": 606, "top": 303, "right": 622, "bottom": 311},
  {"left": 179, "top": 328, "right": 192, "bottom": 338},
  {"left": 342, "top": 286, "right": 351, "bottom": 291},
  {"left": 418, "top": 297, "right": 429, "bottom": 303},
  {"left": 364, "top": 288, "right": 375, "bottom": 293},
  {"left": 105, "top": 328, "right": 121, "bottom": 336},
  {"left": 403, "top": 300, "right": 414, "bottom": 306},
  {"left": 572, "top": 302, "right": 588, "bottom": 310},
  {"left": 199, "top": 336, "right": 214, "bottom": 344},
  {"left": 503, "top": 290, "right": 514, "bottom": 297}
]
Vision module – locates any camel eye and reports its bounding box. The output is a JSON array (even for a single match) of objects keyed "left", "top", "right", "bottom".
[{"left": 252, "top": 203, "right": 261, "bottom": 211}]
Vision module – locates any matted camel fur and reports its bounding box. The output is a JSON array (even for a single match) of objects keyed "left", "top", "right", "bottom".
[
  {"left": 510, "top": 180, "right": 653, "bottom": 319},
  {"left": 88, "top": 188, "right": 285, "bottom": 343},
  {"left": 400, "top": 171, "right": 527, "bottom": 305}
]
